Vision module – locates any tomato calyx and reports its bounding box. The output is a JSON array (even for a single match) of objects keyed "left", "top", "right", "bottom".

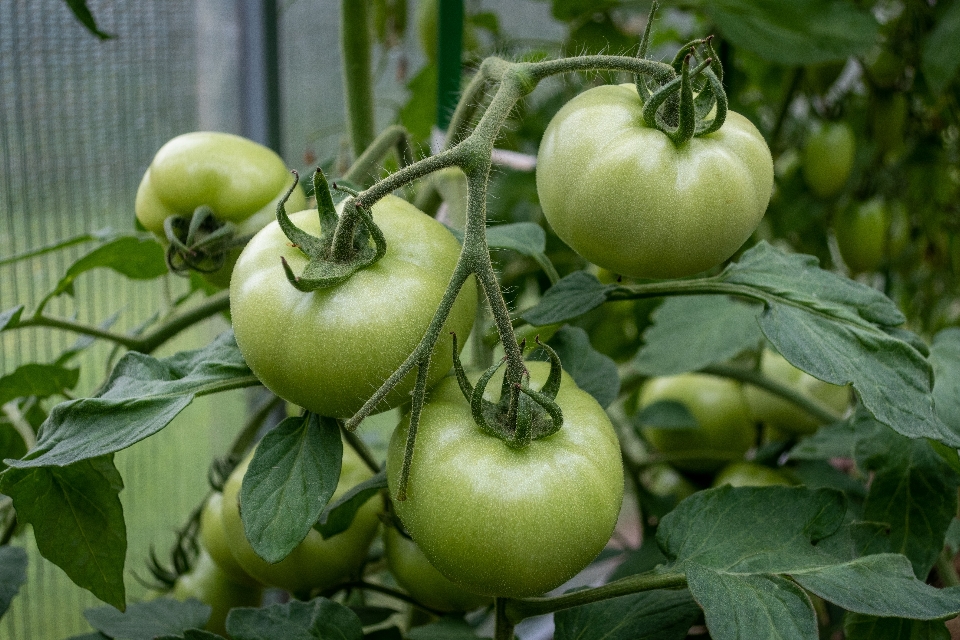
[
  {"left": 162, "top": 205, "right": 247, "bottom": 277},
  {"left": 275, "top": 168, "right": 387, "bottom": 292},
  {"left": 634, "top": 4, "right": 727, "bottom": 145},
  {"left": 451, "top": 334, "right": 564, "bottom": 448}
]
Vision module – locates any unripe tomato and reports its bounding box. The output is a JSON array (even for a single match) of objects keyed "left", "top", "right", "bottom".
[
  {"left": 637, "top": 373, "right": 756, "bottom": 473},
  {"left": 387, "top": 362, "right": 624, "bottom": 597},
  {"left": 384, "top": 526, "right": 491, "bottom": 612},
  {"left": 802, "top": 121, "right": 855, "bottom": 199},
  {"left": 712, "top": 461, "right": 792, "bottom": 488},
  {"left": 834, "top": 198, "right": 890, "bottom": 274},
  {"left": 230, "top": 196, "right": 477, "bottom": 419},
  {"left": 220, "top": 443, "right": 381, "bottom": 594},
  {"left": 171, "top": 549, "right": 262, "bottom": 636},
  {"left": 198, "top": 492, "right": 260, "bottom": 587},
  {"left": 135, "top": 132, "right": 306, "bottom": 288},
  {"left": 744, "top": 349, "right": 850, "bottom": 436},
  {"left": 536, "top": 83, "right": 774, "bottom": 279}
]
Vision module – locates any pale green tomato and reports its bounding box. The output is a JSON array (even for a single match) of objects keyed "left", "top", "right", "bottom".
[
  {"left": 172, "top": 549, "right": 262, "bottom": 636},
  {"left": 198, "top": 492, "right": 260, "bottom": 587},
  {"left": 834, "top": 198, "right": 890, "bottom": 274},
  {"left": 744, "top": 349, "right": 850, "bottom": 436},
  {"left": 230, "top": 196, "right": 477, "bottom": 419},
  {"left": 536, "top": 83, "right": 773, "bottom": 279},
  {"left": 802, "top": 121, "right": 855, "bottom": 199},
  {"left": 135, "top": 131, "right": 306, "bottom": 287},
  {"left": 220, "top": 443, "right": 381, "bottom": 593},
  {"left": 638, "top": 373, "right": 756, "bottom": 473},
  {"left": 712, "top": 461, "right": 792, "bottom": 488},
  {"left": 384, "top": 526, "right": 491, "bottom": 612},
  {"left": 387, "top": 362, "right": 624, "bottom": 598}
]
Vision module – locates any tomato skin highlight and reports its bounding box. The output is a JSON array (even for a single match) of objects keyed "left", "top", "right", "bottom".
[
  {"left": 387, "top": 362, "right": 624, "bottom": 598},
  {"left": 230, "top": 196, "right": 477, "bottom": 419},
  {"left": 135, "top": 131, "right": 306, "bottom": 288},
  {"left": 384, "top": 526, "right": 491, "bottom": 612},
  {"left": 536, "top": 83, "right": 773, "bottom": 279},
  {"left": 638, "top": 373, "right": 756, "bottom": 473},
  {"left": 219, "top": 444, "right": 381, "bottom": 594}
]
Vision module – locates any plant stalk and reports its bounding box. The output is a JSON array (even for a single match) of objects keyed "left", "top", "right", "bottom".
[{"left": 341, "top": 0, "right": 376, "bottom": 158}]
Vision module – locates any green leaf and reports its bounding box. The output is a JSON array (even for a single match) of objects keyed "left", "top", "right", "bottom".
[
  {"left": 43, "top": 236, "right": 167, "bottom": 302},
  {"left": 406, "top": 617, "right": 480, "bottom": 640},
  {"left": 852, "top": 413, "right": 960, "bottom": 578},
  {"left": 634, "top": 295, "right": 763, "bottom": 376},
  {"left": 791, "top": 554, "right": 960, "bottom": 619},
  {"left": 5, "top": 332, "right": 255, "bottom": 469},
  {"left": 226, "top": 597, "right": 364, "bottom": 640},
  {"left": 522, "top": 271, "right": 614, "bottom": 327},
  {"left": 788, "top": 419, "right": 858, "bottom": 461},
  {"left": 930, "top": 328, "right": 960, "bottom": 434},
  {"left": 945, "top": 518, "right": 960, "bottom": 556},
  {"left": 705, "top": 0, "right": 879, "bottom": 65},
  {"left": 658, "top": 486, "right": 960, "bottom": 623},
  {"left": 844, "top": 613, "right": 950, "bottom": 640},
  {"left": 64, "top": 0, "right": 114, "bottom": 39},
  {"left": 686, "top": 566, "right": 817, "bottom": 640},
  {"left": 0, "top": 546, "right": 27, "bottom": 619},
  {"left": 486, "top": 222, "right": 559, "bottom": 282},
  {"left": 0, "top": 363, "right": 80, "bottom": 406},
  {"left": 0, "top": 306, "right": 23, "bottom": 332},
  {"left": 635, "top": 400, "right": 699, "bottom": 430},
  {"left": 543, "top": 325, "right": 620, "bottom": 408},
  {"left": 315, "top": 470, "right": 387, "bottom": 539},
  {"left": 240, "top": 414, "right": 342, "bottom": 563},
  {"left": 155, "top": 630, "right": 226, "bottom": 640},
  {"left": 554, "top": 588, "right": 701, "bottom": 640},
  {"left": 721, "top": 243, "right": 956, "bottom": 447},
  {"left": 921, "top": 0, "right": 960, "bottom": 94},
  {"left": 400, "top": 65, "right": 437, "bottom": 144},
  {"left": 84, "top": 598, "right": 211, "bottom": 639},
  {"left": 0, "top": 456, "right": 126, "bottom": 609},
  {"left": 0, "top": 227, "right": 114, "bottom": 267}
]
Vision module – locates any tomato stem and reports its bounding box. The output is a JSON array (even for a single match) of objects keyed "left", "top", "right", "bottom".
[
  {"left": 342, "top": 124, "right": 413, "bottom": 187},
  {"left": 341, "top": 0, "right": 375, "bottom": 158}
]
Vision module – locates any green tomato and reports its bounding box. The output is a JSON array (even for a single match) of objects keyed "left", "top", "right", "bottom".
[
  {"left": 230, "top": 196, "right": 477, "bottom": 418},
  {"left": 642, "top": 463, "right": 698, "bottom": 503},
  {"left": 135, "top": 132, "right": 306, "bottom": 288},
  {"left": 198, "top": 492, "right": 260, "bottom": 587},
  {"left": 384, "top": 526, "right": 491, "bottom": 612},
  {"left": 638, "top": 373, "right": 756, "bottom": 473},
  {"left": 172, "top": 549, "right": 262, "bottom": 636},
  {"left": 387, "top": 362, "right": 624, "bottom": 597},
  {"left": 744, "top": 349, "right": 850, "bottom": 436},
  {"left": 802, "top": 121, "right": 855, "bottom": 199},
  {"left": 220, "top": 442, "right": 382, "bottom": 594},
  {"left": 834, "top": 197, "right": 890, "bottom": 274},
  {"left": 535, "top": 83, "right": 773, "bottom": 280},
  {"left": 712, "top": 461, "right": 792, "bottom": 488}
]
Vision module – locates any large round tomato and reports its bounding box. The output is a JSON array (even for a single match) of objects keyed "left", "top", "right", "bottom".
[
  {"left": 384, "top": 526, "right": 491, "bottom": 612},
  {"left": 219, "top": 442, "right": 381, "bottom": 594},
  {"left": 171, "top": 548, "right": 262, "bottom": 636},
  {"left": 387, "top": 362, "right": 624, "bottom": 598},
  {"left": 637, "top": 373, "right": 756, "bottom": 473},
  {"left": 744, "top": 349, "right": 850, "bottom": 436},
  {"left": 834, "top": 198, "right": 890, "bottom": 274},
  {"left": 230, "top": 196, "right": 477, "bottom": 418},
  {"left": 135, "top": 132, "right": 306, "bottom": 288},
  {"left": 802, "top": 121, "right": 855, "bottom": 199},
  {"left": 535, "top": 83, "right": 774, "bottom": 280}
]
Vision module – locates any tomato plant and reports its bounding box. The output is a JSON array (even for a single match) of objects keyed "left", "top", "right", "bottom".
[
  {"left": 230, "top": 195, "right": 477, "bottom": 418},
  {"left": 386, "top": 362, "right": 624, "bottom": 597},
  {"left": 834, "top": 197, "right": 890, "bottom": 274},
  {"left": 536, "top": 83, "right": 774, "bottom": 280},
  {"left": 135, "top": 131, "right": 306, "bottom": 287},
  {"left": 383, "top": 525, "right": 491, "bottom": 613},
  {"left": 744, "top": 349, "right": 850, "bottom": 436},
  {"left": 637, "top": 373, "right": 756, "bottom": 473},
  {"left": 219, "top": 443, "right": 381, "bottom": 594}
]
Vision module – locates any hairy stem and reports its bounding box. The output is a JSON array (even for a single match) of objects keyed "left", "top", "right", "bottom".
[
  {"left": 341, "top": 0, "right": 375, "bottom": 158},
  {"left": 343, "top": 125, "right": 412, "bottom": 186},
  {"left": 340, "top": 421, "right": 382, "bottom": 474},
  {"left": 503, "top": 570, "right": 688, "bottom": 622}
]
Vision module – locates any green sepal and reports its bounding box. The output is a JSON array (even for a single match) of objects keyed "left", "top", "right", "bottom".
[
  {"left": 534, "top": 336, "right": 562, "bottom": 401},
  {"left": 517, "top": 383, "right": 564, "bottom": 439},
  {"left": 275, "top": 169, "right": 388, "bottom": 292},
  {"left": 634, "top": 1, "right": 660, "bottom": 105},
  {"left": 162, "top": 206, "right": 239, "bottom": 275},
  {"left": 469, "top": 358, "right": 511, "bottom": 439},
  {"left": 451, "top": 333, "right": 475, "bottom": 401}
]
